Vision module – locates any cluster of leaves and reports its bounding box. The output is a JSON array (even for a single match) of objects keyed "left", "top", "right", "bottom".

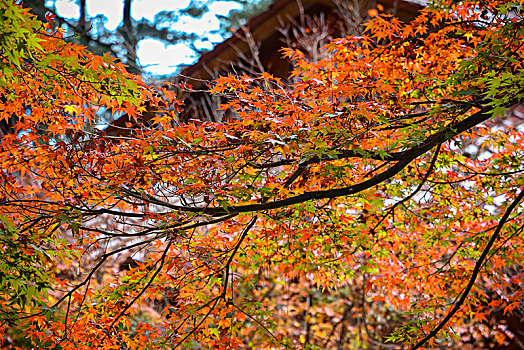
[{"left": 1, "top": 0, "right": 524, "bottom": 349}]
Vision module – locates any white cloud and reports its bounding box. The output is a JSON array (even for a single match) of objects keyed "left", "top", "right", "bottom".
[
  {"left": 208, "top": 1, "right": 242, "bottom": 16},
  {"left": 176, "top": 2, "right": 242, "bottom": 36},
  {"left": 54, "top": 0, "right": 80, "bottom": 19},
  {"left": 87, "top": 0, "right": 124, "bottom": 31},
  {"left": 193, "top": 39, "right": 214, "bottom": 51},
  {"left": 178, "top": 12, "right": 220, "bottom": 36},
  {"left": 207, "top": 33, "right": 226, "bottom": 43},
  {"left": 136, "top": 38, "right": 196, "bottom": 75},
  {"left": 131, "top": 0, "right": 191, "bottom": 21}
]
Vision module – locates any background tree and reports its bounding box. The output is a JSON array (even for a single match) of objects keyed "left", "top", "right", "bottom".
[
  {"left": 19, "top": 0, "right": 272, "bottom": 75},
  {"left": 1, "top": 0, "right": 524, "bottom": 349}
]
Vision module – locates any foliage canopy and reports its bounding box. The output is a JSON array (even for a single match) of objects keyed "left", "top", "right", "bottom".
[{"left": 0, "top": 0, "right": 523, "bottom": 349}]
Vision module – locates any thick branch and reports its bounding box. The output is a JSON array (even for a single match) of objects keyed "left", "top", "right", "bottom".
[{"left": 253, "top": 148, "right": 403, "bottom": 170}]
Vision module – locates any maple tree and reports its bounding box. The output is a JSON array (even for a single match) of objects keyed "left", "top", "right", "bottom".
[{"left": 1, "top": 0, "right": 524, "bottom": 348}]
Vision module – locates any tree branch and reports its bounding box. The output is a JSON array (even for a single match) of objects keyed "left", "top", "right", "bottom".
[
  {"left": 128, "top": 107, "right": 492, "bottom": 216},
  {"left": 410, "top": 187, "right": 524, "bottom": 350}
]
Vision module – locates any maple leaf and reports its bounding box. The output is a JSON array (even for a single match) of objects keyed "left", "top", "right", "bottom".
[{"left": 1, "top": 0, "right": 524, "bottom": 349}]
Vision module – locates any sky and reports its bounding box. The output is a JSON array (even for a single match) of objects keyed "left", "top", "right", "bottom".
[{"left": 47, "top": 0, "right": 243, "bottom": 75}]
